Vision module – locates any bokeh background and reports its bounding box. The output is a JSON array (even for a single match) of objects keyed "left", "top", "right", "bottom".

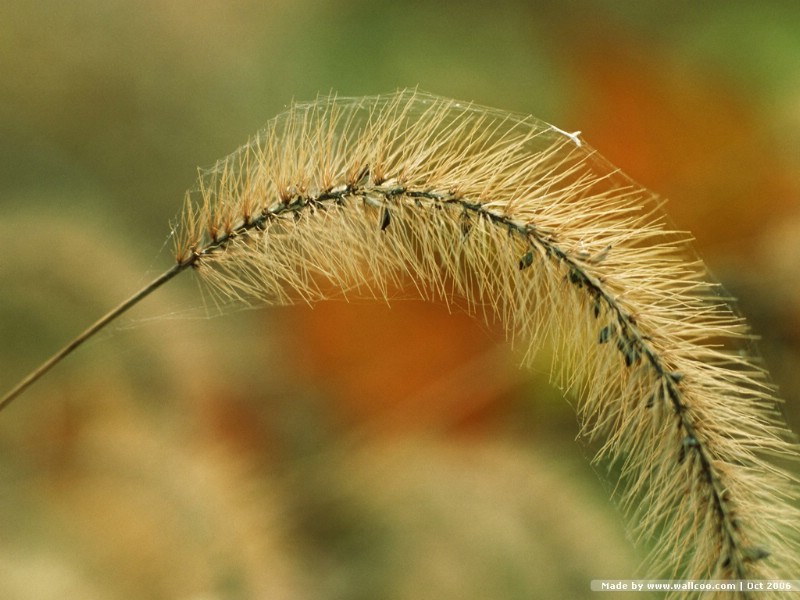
[{"left": 1, "top": 1, "right": 799, "bottom": 598}]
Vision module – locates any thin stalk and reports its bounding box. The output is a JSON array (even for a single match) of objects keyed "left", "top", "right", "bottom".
[{"left": 0, "top": 259, "right": 192, "bottom": 411}]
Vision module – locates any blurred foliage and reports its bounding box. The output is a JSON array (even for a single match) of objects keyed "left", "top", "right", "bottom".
[{"left": 1, "top": 1, "right": 799, "bottom": 598}]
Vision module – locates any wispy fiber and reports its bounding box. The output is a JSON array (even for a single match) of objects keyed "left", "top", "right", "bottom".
[{"left": 3, "top": 90, "right": 798, "bottom": 593}]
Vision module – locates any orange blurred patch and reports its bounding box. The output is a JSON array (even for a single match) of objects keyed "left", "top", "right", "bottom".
[
  {"left": 278, "top": 297, "right": 519, "bottom": 436},
  {"left": 571, "top": 36, "right": 796, "bottom": 258}
]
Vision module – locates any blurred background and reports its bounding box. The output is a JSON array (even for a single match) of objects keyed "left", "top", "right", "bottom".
[{"left": 1, "top": 1, "right": 799, "bottom": 598}]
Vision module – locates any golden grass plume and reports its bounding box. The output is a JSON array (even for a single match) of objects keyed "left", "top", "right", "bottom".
[{"left": 3, "top": 89, "right": 798, "bottom": 593}]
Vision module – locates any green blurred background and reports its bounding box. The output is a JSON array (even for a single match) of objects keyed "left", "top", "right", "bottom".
[{"left": 1, "top": 1, "right": 799, "bottom": 598}]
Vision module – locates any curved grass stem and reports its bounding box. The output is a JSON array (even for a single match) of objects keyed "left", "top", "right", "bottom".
[{"left": 0, "top": 260, "right": 191, "bottom": 411}]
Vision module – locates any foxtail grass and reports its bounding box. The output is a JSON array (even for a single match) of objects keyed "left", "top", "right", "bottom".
[{"left": 2, "top": 90, "right": 798, "bottom": 594}]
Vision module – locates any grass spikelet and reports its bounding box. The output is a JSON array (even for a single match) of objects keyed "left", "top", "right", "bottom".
[{"left": 2, "top": 89, "right": 798, "bottom": 592}]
